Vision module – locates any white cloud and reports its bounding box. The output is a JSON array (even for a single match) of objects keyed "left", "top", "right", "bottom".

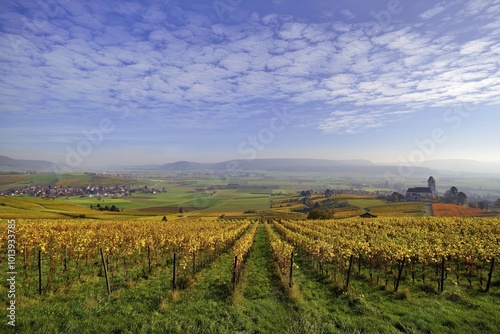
[
  {"left": 220, "top": 52, "right": 253, "bottom": 72},
  {"left": 1, "top": 0, "right": 499, "bottom": 140},
  {"left": 419, "top": 5, "right": 445, "bottom": 20},
  {"left": 319, "top": 111, "right": 384, "bottom": 134},
  {"left": 279, "top": 22, "right": 306, "bottom": 40},
  {"left": 340, "top": 9, "right": 355, "bottom": 20},
  {"left": 319, "top": 110, "right": 415, "bottom": 134},
  {"left": 459, "top": 39, "right": 492, "bottom": 55}
]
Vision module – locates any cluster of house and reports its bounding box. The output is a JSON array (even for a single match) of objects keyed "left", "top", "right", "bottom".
[
  {"left": 405, "top": 176, "right": 436, "bottom": 200},
  {"left": 0, "top": 185, "right": 130, "bottom": 198}
]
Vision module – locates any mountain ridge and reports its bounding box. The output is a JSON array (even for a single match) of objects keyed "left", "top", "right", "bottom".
[
  {"left": 1, "top": 155, "right": 499, "bottom": 175},
  {"left": 419, "top": 159, "right": 500, "bottom": 174},
  {"left": 153, "top": 158, "right": 436, "bottom": 174},
  {"left": 0, "top": 155, "right": 57, "bottom": 171}
]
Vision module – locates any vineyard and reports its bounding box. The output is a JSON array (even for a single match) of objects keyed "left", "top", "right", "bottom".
[
  {"left": 272, "top": 217, "right": 500, "bottom": 293},
  {"left": 1, "top": 216, "right": 500, "bottom": 333},
  {"left": 3, "top": 218, "right": 251, "bottom": 296},
  {"left": 3, "top": 217, "right": 498, "bottom": 296},
  {"left": 432, "top": 203, "right": 497, "bottom": 217}
]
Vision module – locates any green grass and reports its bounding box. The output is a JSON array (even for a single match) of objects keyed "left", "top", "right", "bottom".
[
  {"left": 62, "top": 185, "right": 270, "bottom": 215},
  {"left": 230, "top": 225, "right": 300, "bottom": 332},
  {"left": 371, "top": 202, "right": 426, "bottom": 217},
  {"left": 347, "top": 198, "right": 387, "bottom": 209},
  {"left": 198, "top": 190, "right": 270, "bottom": 213},
  {"left": 0, "top": 174, "right": 31, "bottom": 187}
]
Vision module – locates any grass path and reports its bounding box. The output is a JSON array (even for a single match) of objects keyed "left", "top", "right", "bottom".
[
  {"left": 152, "top": 249, "right": 243, "bottom": 333},
  {"left": 230, "top": 225, "right": 301, "bottom": 333},
  {"left": 156, "top": 225, "right": 301, "bottom": 333},
  {"left": 424, "top": 201, "right": 434, "bottom": 216}
]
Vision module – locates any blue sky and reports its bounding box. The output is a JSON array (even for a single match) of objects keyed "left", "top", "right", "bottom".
[{"left": 0, "top": 0, "right": 499, "bottom": 167}]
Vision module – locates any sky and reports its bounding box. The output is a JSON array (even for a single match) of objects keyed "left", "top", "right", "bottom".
[{"left": 0, "top": 0, "right": 499, "bottom": 168}]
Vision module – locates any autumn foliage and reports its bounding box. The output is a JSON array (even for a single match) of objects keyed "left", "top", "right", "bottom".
[{"left": 432, "top": 203, "right": 496, "bottom": 217}]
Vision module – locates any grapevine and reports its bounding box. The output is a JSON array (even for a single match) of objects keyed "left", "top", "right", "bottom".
[
  {"left": 231, "top": 222, "right": 259, "bottom": 287},
  {"left": 273, "top": 217, "right": 499, "bottom": 292},
  {"left": 265, "top": 221, "right": 294, "bottom": 280},
  {"left": 2, "top": 218, "right": 250, "bottom": 295}
]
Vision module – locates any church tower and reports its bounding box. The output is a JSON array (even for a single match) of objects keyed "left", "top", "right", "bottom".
[{"left": 428, "top": 176, "right": 436, "bottom": 197}]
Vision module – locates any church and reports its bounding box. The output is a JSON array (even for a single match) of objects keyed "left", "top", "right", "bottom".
[{"left": 406, "top": 177, "right": 436, "bottom": 199}]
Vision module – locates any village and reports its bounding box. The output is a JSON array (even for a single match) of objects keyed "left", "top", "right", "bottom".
[{"left": 0, "top": 184, "right": 167, "bottom": 199}]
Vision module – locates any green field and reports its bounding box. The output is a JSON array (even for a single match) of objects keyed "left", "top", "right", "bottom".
[
  {"left": 3, "top": 170, "right": 498, "bottom": 219},
  {"left": 347, "top": 198, "right": 387, "bottom": 209}
]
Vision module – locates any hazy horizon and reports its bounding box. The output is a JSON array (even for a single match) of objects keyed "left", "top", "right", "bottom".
[{"left": 1, "top": 0, "right": 499, "bottom": 167}]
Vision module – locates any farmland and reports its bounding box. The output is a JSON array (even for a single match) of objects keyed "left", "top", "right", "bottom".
[
  {"left": 0, "top": 171, "right": 421, "bottom": 220},
  {"left": 432, "top": 203, "right": 498, "bottom": 217},
  {"left": 1, "top": 171, "right": 499, "bottom": 219},
  {"left": 1, "top": 171, "right": 499, "bottom": 333}
]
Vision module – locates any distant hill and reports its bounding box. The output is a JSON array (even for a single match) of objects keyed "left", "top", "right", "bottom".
[
  {"left": 0, "top": 155, "right": 437, "bottom": 174},
  {"left": 158, "top": 158, "right": 435, "bottom": 175},
  {"left": 162, "top": 161, "right": 213, "bottom": 170},
  {"left": 160, "top": 158, "right": 373, "bottom": 171},
  {"left": 6, "top": 155, "right": 498, "bottom": 176},
  {"left": 0, "top": 155, "right": 57, "bottom": 171},
  {"left": 420, "top": 159, "right": 500, "bottom": 174}
]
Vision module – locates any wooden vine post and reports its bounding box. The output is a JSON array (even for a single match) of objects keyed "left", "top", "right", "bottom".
[
  {"left": 394, "top": 256, "right": 406, "bottom": 292},
  {"left": 172, "top": 253, "right": 177, "bottom": 291},
  {"left": 100, "top": 248, "right": 111, "bottom": 295},
  {"left": 485, "top": 257, "right": 495, "bottom": 293},
  {"left": 38, "top": 250, "right": 42, "bottom": 296},
  {"left": 345, "top": 255, "right": 354, "bottom": 291},
  {"left": 147, "top": 245, "right": 152, "bottom": 273},
  {"left": 440, "top": 256, "right": 445, "bottom": 293},
  {"left": 192, "top": 252, "right": 196, "bottom": 277},
  {"left": 232, "top": 255, "right": 238, "bottom": 291}
]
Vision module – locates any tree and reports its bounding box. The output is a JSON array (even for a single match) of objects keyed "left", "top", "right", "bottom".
[
  {"left": 162, "top": 215, "right": 167, "bottom": 221},
  {"left": 495, "top": 198, "right": 500, "bottom": 208},
  {"left": 300, "top": 190, "right": 311, "bottom": 197},
  {"left": 457, "top": 192, "right": 468, "bottom": 206},
  {"left": 388, "top": 192, "right": 405, "bottom": 202},
  {"left": 179, "top": 207, "right": 185, "bottom": 213},
  {"left": 449, "top": 186, "right": 458, "bottom": 203},
  {"left": 478, "top": 200, "right": 491, "bottom": 210},
  {"left": 307, "top": 209, "right": 333, "bottom": 220},
  {"left": 444, "top": 186, "right": 459, "bottom": 204}
]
